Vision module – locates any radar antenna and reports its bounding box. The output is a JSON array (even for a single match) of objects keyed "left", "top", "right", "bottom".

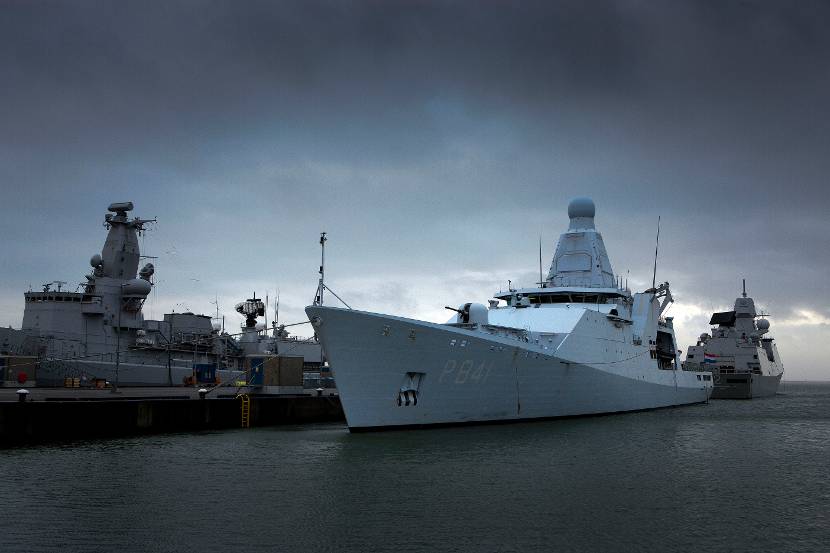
[
  {"left": 210, "top": 294, "right": 222, "bottom": 332},
  {"left": 235, "top": 294, "right": 265, "bottom": 328},
  {"left": 42, "top": 280, "right": 67, "bottom": 292}
]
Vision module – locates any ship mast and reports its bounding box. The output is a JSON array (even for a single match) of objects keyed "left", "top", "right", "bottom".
[
  {"left": 651, "top": 215, "right": 661, "bottom": 289},
  {"left": 312, "top": 232, "right": 352, "bottom": 309},
  {"left": 314, "top": 232, "right": 327, "bottom": 306}
]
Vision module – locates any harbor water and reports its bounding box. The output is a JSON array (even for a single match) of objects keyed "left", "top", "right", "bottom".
[{"left": 2, "top": 382, "right": 828, "bottom": 553}]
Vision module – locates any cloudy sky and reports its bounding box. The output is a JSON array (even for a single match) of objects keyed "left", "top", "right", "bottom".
[{"left": 1, "top": 0, "right": 828, "bottom": 379}]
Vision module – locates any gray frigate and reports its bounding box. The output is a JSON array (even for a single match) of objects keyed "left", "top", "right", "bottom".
[
  {"left": 306, "top": 198, "right": 712, "bottom": 431},
  {"left": 0, "top": 202, "right": 321, "bottom": 388},
  {"left": 683, "top": 281, "right": 783, "bottom": 399}
]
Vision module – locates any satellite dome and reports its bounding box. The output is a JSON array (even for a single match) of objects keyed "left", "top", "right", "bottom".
[
  {"left": 757, "top": 319, "right": 770, "bottom": 331},
  {"left": 122, "top": 278, "right": 152, "bottom": 296},
  {"left": 568, "top": 197, "right": 595, "bottom": 219}
]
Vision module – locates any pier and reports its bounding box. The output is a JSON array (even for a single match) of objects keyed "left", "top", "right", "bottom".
[{"left": 0, "top": 387, "right": 343, "bottom": 446}]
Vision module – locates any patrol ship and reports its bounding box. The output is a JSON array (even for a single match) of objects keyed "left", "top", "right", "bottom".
[
  {"left": 683, "top": 282, "right": 783, "bottom": 398},
  {"left": 307, "top": 198, "right": 712, "bottom": 431}
]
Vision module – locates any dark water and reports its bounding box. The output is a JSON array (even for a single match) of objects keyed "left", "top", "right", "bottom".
[{"left": 2, "top": 382, "right": 829, "bottom": 553}]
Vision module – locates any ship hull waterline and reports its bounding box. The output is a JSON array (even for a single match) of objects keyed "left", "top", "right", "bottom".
[
  {"left": 307, "top": 306, "right": 712, "bottom": 432},
  {"left": 711, "top": 372, "right": 782, "bottom": 399}
]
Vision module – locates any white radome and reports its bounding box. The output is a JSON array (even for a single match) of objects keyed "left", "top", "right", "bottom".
[{"left": 567, "top": 197, "right": 595, "bottom": 219}]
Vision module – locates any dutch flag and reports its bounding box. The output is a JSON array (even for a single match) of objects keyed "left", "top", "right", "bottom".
[{"left": 704, "top": 353, "right": 718, "bottom": 364}]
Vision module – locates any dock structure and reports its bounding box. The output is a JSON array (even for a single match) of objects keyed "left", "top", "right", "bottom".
[{"left": 0, "top": 388, "right": 343, "bottom": 446}]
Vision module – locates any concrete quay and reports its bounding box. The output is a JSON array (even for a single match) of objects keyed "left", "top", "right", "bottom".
[{"left": 0, "top": 386, "right": 344, "bottom": 446}]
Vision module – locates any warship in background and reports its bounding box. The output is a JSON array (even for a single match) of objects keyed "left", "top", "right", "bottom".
[
  {"left": 235, "top": 295, "right": 329, "bottom": 389},
  {"left": 307, "top": 198, "right": 712, "bottom": 431},
  {"left": 0, "top": 202, "right": 324, "bottom": 388},
  {"left": 683, "top": 281, "right": 783, "bottom": 399}
]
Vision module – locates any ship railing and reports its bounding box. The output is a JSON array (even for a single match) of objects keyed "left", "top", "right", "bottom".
[{"left": 715, "top": 367, "right": 762, "bottom": 375}]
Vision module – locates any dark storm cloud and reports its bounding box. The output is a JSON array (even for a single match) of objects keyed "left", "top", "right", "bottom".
[
  {"left": 1, "top": 1, "right": 829, "bottom": 374},
  {"left": 3, "top": 0, "right": 828, "bottom": 206},
  {"left": 4, "top": 1, "right": 825, "bottom": 154},
  {"left": 3, "top": 1, "right": 828, "bottom": 210}
]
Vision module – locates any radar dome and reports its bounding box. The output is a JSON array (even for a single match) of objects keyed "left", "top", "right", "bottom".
[
  {"left": 90, "top": 254, "right": 102, "bottom": 268},
  {"left": 568, "top": 197, "right": 595, "bottom": 219},
  {"left": 122, "top": 278, "right": 152, "bottom": 296},
  {"left": 139, "top": 263, "right": 155, "bottom": 281},
  {"left": 757, "top": 319, "right": 770, "bottom": 331}
]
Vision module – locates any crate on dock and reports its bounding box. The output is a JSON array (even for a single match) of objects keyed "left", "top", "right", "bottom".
[
  {"left": 245, "top": 355, "right": 303, "bottom": 387},
  {"left": 266, "top": 356, "right": 303, "bottom": 387}
]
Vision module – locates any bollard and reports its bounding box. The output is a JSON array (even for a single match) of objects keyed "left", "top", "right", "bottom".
[
  {"left": 316, "top": 387, "right": 323, "bottom": 397},
  {"left": 198, "top": 388, "right": 208, "bottom": 400},
  {"left": 17, "top": 389, "right": 29, "bottom": 403}
]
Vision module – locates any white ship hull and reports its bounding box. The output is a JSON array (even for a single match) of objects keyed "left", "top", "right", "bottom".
[{"left": 307, "top": 306, "right": 712, "bottom": 431}]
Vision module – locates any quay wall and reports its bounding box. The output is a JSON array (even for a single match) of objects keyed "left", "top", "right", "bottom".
[{"left": 0, "top": 395, "right": 344, "bottom": 446}]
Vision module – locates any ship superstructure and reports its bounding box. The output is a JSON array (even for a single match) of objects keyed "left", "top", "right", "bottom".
[
  {"left": 307, "top": 198, "right": 712, "bottom": 431},
  {"left": 11, "top": 202, "right": 245, "bottom": 385},
  {"left": 683, "top": 282, "right": 783, "bottom": 398},
  {"left": 3, "top": 202, "right": 318, "bottom": 388}
]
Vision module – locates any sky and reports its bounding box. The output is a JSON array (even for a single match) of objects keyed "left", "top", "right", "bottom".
[{"left": 1, "top": 0, "right": 829, "bottom": 380}]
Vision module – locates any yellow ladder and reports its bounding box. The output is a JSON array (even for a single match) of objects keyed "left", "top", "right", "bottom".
[{"left": 238, "top": 393, "right": 251, "bottom": 428}]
